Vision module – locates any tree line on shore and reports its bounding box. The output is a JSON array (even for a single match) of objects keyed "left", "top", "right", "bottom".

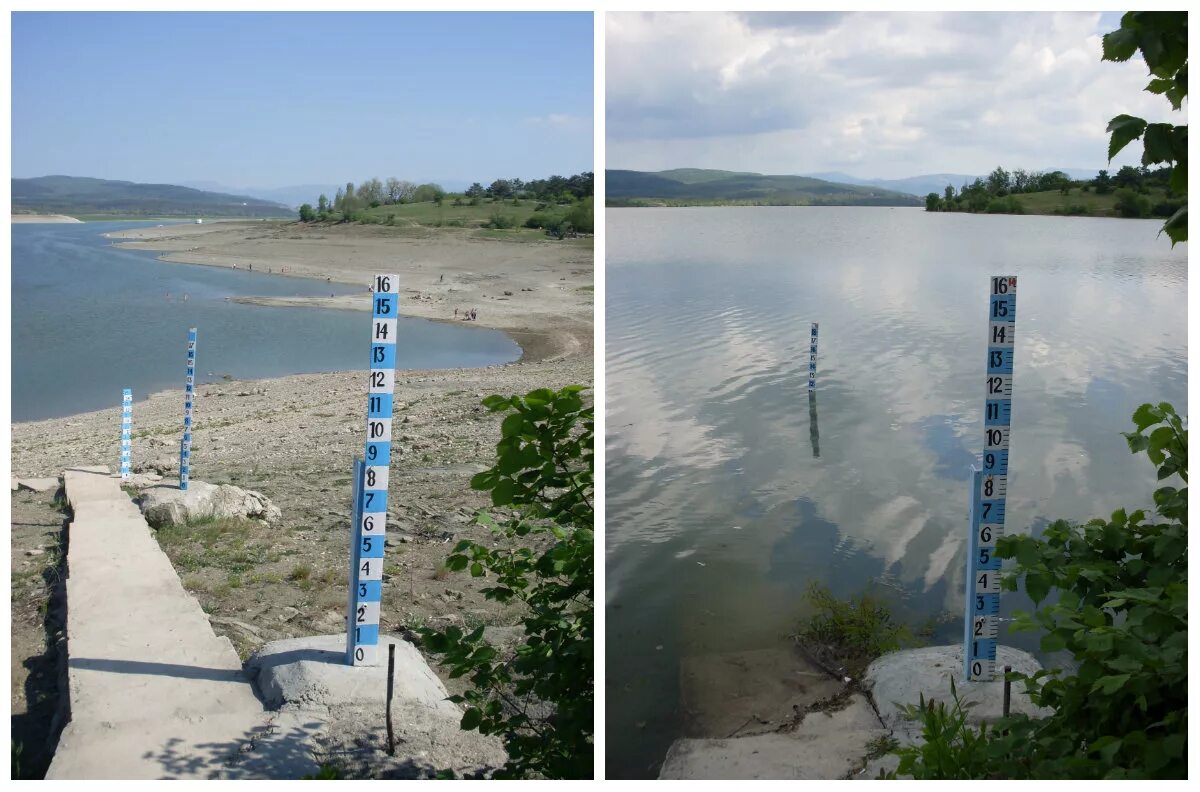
[
  {"left": 924, "top": 164, "right": 1182, "bottom": 219},
  {"left": 297, "top": 172, "right": 594, "bottom": 236}
]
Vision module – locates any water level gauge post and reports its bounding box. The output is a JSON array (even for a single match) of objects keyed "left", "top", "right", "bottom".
[
  {"left": 808, "top": 322, "right": 819, "bottom": 390},
  {"left": 347, "top": 273, "right": 398, "bottom": 666},
  {"left": 180, "top": 327, "right": 197, "bottom": 491},
  {"left": 120, "top": 389, "right": 132, "bottom": 479},
  {"left": 965, "top": 276, "right": 1016, "bottom": 682}
]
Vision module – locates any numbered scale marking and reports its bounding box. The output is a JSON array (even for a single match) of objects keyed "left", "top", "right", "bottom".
[
  {"left": 180, "top": 328, "right": 197, "bottom": 491},
  {"left": 808, "top": 322, "right": 819, "bottom": 390},
  {"left": 347, "top": 274, "right": 398, "bottom": 666},
  {"left": 965, "top": 276, "right": 1017, "bottom": 682},
  {"left": 120, "top": 389, "right": 132, "bottom": 480}
]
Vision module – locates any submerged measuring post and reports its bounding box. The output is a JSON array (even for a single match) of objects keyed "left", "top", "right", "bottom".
[
  {"left": 180, "top": 328, "right": 198, "bottom": 490},
  {"left": 965, "top": 275, "right": 1017, "bottom": 682},
  {"left": 808, "top": 322, "right": 819, "bottom": 389},
  {"left": 346, "top": 273, "right": 398, "bottom": 666},
  {"left": 120, "top": 389, "right": 132, "bottom": 479}
]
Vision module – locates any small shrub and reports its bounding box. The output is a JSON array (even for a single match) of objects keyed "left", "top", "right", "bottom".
[
  {"left": 288, "top": 563, "right": 313, "bottom": 583},
  {"left": 486, "top": 211, "right": 518, "bottom": 230},
  {"left": 1114, "top": 188, "right": 1152, "bottom": 218}
]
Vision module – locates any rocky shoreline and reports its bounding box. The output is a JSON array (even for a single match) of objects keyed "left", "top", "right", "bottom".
[{"left": 10, "top": 220, "right": 593, "bottom": 767}]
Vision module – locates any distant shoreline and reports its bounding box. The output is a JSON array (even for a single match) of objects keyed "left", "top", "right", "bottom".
[{"left": 11, "top": 214, "right": 83, "bottom": 223}]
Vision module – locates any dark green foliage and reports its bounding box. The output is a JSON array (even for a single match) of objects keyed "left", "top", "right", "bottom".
[
  {"left": 1102, "top": 12, "right": 1187, "bottom": 243},
  {"left": 1114, "top": 188, "right": 1152, "bottom": 218},
  {"left": 418, "top": 386, "right": 593, "bottom": 779},
  {"left": 564, "top": 197, "right": 594, "bottom": 233},
  {"left": 297, "top": 203, "right": 316, "bottom": 222},
  {"left": 486, "top": 211, "right": 518, "bottom": 230},
  {"left": 891, "top": 402, "right": 1187, "bottom": 779},
  {"left": 798, "top": 582, "right": 910, "bottom": 678},
  {"left": 924, "top": 192, "right": 942, "bottom": 212},
  {"left": 985, "top": 196, "right": 1025, "bottom": 215}
]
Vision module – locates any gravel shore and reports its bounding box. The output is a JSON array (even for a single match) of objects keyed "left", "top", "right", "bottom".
[{"left": 11, "top": 219, "right": 593, "bottom": 714}]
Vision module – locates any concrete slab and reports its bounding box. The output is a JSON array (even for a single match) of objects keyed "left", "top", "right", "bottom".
[
  {"left": 17, "top": 476, "right": 61, "bottom": 492},
  {"left": 680, "top": 647, "right": 845, "bottom": 737},
  {"left": 863, "top": 644, "right": 1052, "bottom": 747},
  {"left": 247, "top": 634, "right": 460, "bottom": 716},
  {"left": 659, "top": 693, "right": 888, "bottom": 780},
  {"left": 47, "top": 469, "right": 272, "bottom": 779}
]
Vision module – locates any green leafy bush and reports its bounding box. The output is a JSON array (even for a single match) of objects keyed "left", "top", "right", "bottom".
[
  {"left": 892, "top": 402, "right": 1186, "bottom": 779},
  {"left": 418, "top": 386, "right": 593, "bottom": 779},
  {"left": 1114, "top": 188, "right": 1152, "bottom": 218},
  {"left": 486, "top": 211, "right": 518, "bottom": 229}
]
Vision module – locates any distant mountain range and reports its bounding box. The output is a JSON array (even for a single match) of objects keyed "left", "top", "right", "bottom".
[
  {"left": 12, "top": 176, "right": 294, "bottom": 217},
  {"left": 804, "top": 168, "right": 1104, "bottom": 197},
  {"left": 606, "top": 168, "right": 922, "bottom": 207}
]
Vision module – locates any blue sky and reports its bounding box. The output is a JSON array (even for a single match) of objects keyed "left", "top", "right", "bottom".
[{"left": 12, "top": 12, "right": 593, "bottom": 189}]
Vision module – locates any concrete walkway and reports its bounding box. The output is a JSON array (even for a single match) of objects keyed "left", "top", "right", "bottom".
[{"left": 46, "top": 468, "right": 314, "bottom": 779}]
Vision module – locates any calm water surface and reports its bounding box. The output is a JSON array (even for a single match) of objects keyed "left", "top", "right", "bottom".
[
  {"left": 605, "top": 207, "right": 1186, "bottom": 778},
  {"left": 11, "top": 222, "right": 521, "bottom": 421}
]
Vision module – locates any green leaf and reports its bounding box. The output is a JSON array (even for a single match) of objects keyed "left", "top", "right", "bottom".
[
  {"left": 460, "top": 707, "right": 483, "bottom": 731},
  {"left": 1101, "top": 27, "right": 1138, "bottom": 61},
  {"left": 1162, "top": 206, "right": 1186, "bottom": 246},
  {"left": 1106, "top": 114, "right": 1147, "bottom": 162},
  {"left": 500, "top": 412, "right": 526, "bottom": 438},
  {"left": 1025, "top": 572, "right": 1050, "bottom": 605},
  {"left": 1131, "top": 403, "right": 1162, "bottom": 432},
  {"left": 1141, "top": 123, "right": 1174, "bottom": 165},
  {"left": 1091, "top": 674, "right": 1131, "bottom": 695},
  {"left": 1040, "top": 631, "right": 1067, "bottom": 653},
  {"left": 481, "top": 395, "right": 510, "bottom": 411},
  {"left": 470, "top": 562, "right": 484, "bottom": 577}
]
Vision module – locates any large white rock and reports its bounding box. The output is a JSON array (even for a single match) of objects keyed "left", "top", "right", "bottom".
[
  {"left": 863, "top": 644, "right": 1052, "bottom": 748},
  {"left": 138, "top": 480, "right": 281, "bottom": 527},
  {"left": 246, "top": 634, "right": 458, "bottom": 716}
]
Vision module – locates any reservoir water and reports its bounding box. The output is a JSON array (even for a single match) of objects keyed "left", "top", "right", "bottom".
[
  {"left": 10, "top": 222, "right": 522, "bottom": 422},
  {"left": 605, "top": 206, "right": 1187, "bottom": 778}
]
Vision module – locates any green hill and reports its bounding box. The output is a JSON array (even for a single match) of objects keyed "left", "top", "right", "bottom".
[
  {"left": 11, "top": 175, "right": 294, "bottom": 218},
  {"left": 606, "top": 168, "right": 922, "bottom": 207}
]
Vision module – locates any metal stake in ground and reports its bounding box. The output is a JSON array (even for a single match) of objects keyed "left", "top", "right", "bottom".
[
  {"left": 180, "top": 328, "right": 198, "bottom": 490},
  {"left": 346, "top": 273, "right": 398, "bottom": 666},
  {"left": 964, "top": 275, "right": 1017, "bottom": 682},
  {"left": 120, "top": 389, "right": 132, "bottom": 479}
]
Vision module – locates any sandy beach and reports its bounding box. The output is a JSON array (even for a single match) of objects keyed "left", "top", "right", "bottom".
[
  {"left": 11, "top": 214, "right": 83, "bottom": 223},
  {"left": 10, "top": 220, "right": 593, "bottom": 772}
]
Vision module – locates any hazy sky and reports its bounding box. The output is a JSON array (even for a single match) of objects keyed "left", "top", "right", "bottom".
[
  {"left": 12, "top": 12, "right": 593, "bottom": 189},
  {"left": 607, "top": 11, "right": 1183, "bottom": 178}
]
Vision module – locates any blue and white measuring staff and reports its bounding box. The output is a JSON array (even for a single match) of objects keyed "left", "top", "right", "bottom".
[
  {"left": 964, "top": 275, "right": 1017, "bottom": 682},
  {"left": 120, "top": 389, "right": 132, "bottom": 479},
  {"left": 180, "top": 327, "right": 197, "bottom": 491},
  {"left": 808, "top": 322, "right": 819, "bottom": 389},
  {"left": 347, "top": 273, "right": 398, "bottom": 666}
]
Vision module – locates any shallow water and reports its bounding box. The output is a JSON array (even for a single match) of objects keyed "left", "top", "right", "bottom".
[
  {"left": 10, "top": 222, "right": 521, "bottom": 421},
  {"left": 604, "top": 206, "right": 1187, "bottom": 778}
]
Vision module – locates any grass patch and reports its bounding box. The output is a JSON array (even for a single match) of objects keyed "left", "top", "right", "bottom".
[
  {"left": 796, "top": 582, "right": 911, "bottom": 679},
  {"left": 287, "top": 563, "right": 313, "bottom": 583}
]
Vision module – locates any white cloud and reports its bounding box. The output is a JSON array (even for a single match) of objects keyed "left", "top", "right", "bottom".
[{"left": 607, "top": 11, "right": 1185, "bottom": 177}]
